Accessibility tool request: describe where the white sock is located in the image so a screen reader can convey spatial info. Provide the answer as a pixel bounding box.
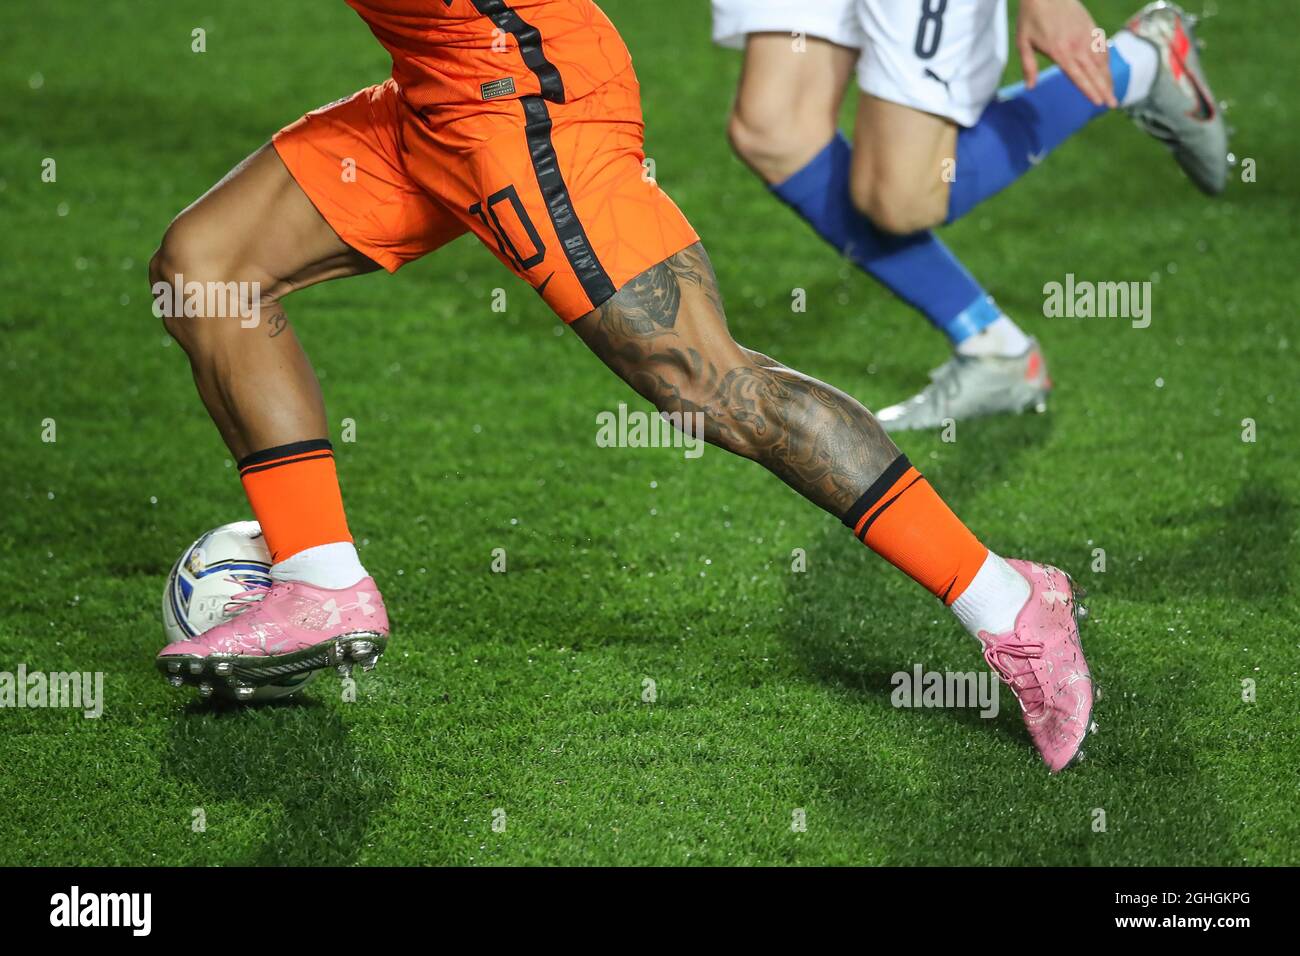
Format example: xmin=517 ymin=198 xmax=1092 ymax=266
xmin=956 ymin=315 xmax=1032 ymax=358
xmin=952 ymin=552 xmax=1031 ymax=638
xmin=1112 ymin=32 xmax=1158 ymax=108
xmin=272 ymin=541 xmax=368 ymax=590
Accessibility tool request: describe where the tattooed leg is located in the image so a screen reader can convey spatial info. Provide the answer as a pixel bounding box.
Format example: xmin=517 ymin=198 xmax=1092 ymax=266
xmin=571 ymin=242 xmax=900 ymax=516
xmin=152 ymin=144 xmax=379 ymax=459
xmin=576 ymin=252 xmax=1088 ymax=771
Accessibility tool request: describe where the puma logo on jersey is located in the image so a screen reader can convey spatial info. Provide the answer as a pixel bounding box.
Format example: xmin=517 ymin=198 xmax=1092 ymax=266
xmin=923 ymin=68 xmax=952 ymax=94
xmin=322 ymin=593 xmax=377 ymax=626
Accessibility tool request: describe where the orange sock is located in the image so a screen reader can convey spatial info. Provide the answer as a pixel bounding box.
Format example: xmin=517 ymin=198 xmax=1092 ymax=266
xmin=238 ymin=439 xmax=353 ymax=563
xmin=842 ymin=455 xmax=988 ymax=605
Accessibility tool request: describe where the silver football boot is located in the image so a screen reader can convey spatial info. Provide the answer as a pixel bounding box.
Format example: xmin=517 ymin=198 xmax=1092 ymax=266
xmin=875 ymin=340 xmax=1051 ymax=433
xmin=1122 ymin=2 xmax=1229 ymax=195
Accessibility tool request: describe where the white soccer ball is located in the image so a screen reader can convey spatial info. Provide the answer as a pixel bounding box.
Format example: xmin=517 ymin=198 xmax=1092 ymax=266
xmin=161 ymin=520 xmax=318 ymax=702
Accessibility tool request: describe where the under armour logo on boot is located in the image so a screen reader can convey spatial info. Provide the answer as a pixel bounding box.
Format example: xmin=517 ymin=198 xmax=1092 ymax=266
xmin=323 ymin=592 xmax=376 ymax=626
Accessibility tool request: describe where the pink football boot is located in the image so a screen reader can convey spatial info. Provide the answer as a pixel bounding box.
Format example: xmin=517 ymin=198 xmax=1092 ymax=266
xmin=978 ymin=560 xmax=1096 ymax=772
xmin=157 ymin=577 xmax=389 ymax=700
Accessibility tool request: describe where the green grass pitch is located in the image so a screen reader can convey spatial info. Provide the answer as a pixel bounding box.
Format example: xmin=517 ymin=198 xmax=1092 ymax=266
xmin=1 ymin=0 xmax=1296 ymax=866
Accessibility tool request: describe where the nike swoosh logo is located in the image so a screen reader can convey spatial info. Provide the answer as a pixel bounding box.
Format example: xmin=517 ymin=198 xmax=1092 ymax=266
xmin=1027 ymin=150 xmax=1048 ymax=166
xmin=1186 ymin=75 xmax=1216 ymax=121
xmin=533 ymin=272 xmax=555 ymax=295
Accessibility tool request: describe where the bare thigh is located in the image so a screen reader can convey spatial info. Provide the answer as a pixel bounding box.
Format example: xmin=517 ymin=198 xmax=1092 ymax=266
xmin=151 ymin=144 xmax=380 ymax=458
xmin=850 ymin=95 xmax=958 ymax=234
xmin=155 ymin=143 xmax=378 ymax=305
xmin=728 ymin=33 xmax=859 ymax=184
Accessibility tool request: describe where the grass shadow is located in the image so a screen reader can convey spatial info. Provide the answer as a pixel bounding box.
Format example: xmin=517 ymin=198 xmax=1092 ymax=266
xmin=1094 ymin=480 xmax=1294 ymax=603
xmin=163 ymin=694 xmax=393 ymax=866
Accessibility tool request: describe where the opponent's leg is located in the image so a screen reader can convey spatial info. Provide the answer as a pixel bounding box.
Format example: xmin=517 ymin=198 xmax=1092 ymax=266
xmin=845 ymin=0 xmax=1139 ymax=429
xmin=729 ymin=34 xmax=1014 ymax=365
xmin=944 ymin=3 xmax=1233 ymax=215
xmin=855 ymin=3 xmax=1228 ymax=429
xmin=848 ymin=96 xmax=957 ymax=237
xmin=943 ymin=37 xmax=1157 ymax=222
xmin=727 ymin=33 xmax=858 ymax=185
xmin=844 ymin=92 xmax=1048 ymax=429
xmin=849 ymin=5 xmax=1223 ymax=230
xmin=573 ymin=243 xmax=1094 ymax=771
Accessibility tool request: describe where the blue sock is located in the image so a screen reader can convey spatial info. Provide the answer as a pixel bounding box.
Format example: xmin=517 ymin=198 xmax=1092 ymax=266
xmin=948 ymin=45 xmax=1132 ymax=223
xmin=773 ymin=133 xmax=1001 ymax=346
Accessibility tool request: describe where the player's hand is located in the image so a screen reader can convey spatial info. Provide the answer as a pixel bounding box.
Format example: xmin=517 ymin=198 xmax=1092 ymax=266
xmin=1016 ymin=0 xmax=1116 ymax=109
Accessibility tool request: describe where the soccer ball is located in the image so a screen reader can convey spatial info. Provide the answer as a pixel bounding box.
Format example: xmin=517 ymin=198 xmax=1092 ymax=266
xmin=161 ymin=520 xmax=318 ymax=702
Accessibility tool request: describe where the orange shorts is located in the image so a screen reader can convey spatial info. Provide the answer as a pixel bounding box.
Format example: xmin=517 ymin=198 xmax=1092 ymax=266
xmin=272 ymin=67 xmax=699 ymax=322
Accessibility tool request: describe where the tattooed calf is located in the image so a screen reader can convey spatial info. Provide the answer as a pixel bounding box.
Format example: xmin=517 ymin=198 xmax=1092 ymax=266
xmin=573 ymin=243 xmax=900 ymax=515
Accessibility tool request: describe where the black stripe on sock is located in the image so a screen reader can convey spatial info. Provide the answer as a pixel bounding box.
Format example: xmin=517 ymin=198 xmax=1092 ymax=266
xmin=520 ymin=94 xmax=617 ymax=308
xmin=238 ymin=452 xmax=334 ymax=478
xmin=856 ymin=475 xmax=925 ymax=542
xmin=470 ymin=0 xmax=566 ymax=103
xmin=240 ymin=450 xmax=335 ymax=476
xmin=237 ymin=439 xmax=333 ymax=472
xmin=841 ymin=454 xmax=912 ymax=529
